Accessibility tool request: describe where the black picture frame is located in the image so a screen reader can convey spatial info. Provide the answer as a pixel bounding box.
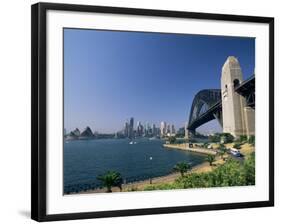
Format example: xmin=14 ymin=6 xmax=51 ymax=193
xmin=31 ymin=2 xmax=274 ymax=222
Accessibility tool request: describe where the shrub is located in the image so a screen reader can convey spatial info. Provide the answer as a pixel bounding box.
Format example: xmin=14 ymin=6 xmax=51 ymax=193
xmin=233 ymin=143 xmax=241 ymax=149
xmin=220 ymin=133 xmax=234 ymax=143
xmin=239 ymin=135 xmax=248 ymax=143
xmin=144 ymin=182 xmax=182 ymax=191
xmin=145 ymin=155 xmax=255 ymax=191
xmin=203 ymin=143 xmax=209 ymax=148
xmin=206 ymin=154 xmax=215 ymax=166
xmin=209 ymin=133 xmax=220 ymax=143
xmin=168 ymin=136 xmax=177 ymax=144
xmin=248 ymin=135 xmax=255 ymax=145
xmin=189 ymin=139 xmax=197 ymax=143
xmin=173 ymin=162 xmax=191 ymax=177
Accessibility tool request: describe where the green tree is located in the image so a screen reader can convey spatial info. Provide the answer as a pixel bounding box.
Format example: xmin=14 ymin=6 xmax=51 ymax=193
xmin=208 ymin=133 xmax=220 ymax=143
xmin=233 ymin=143 xmax=241 ymax=149
xmin=220 ymin=133 xmax=234 ymax=143
xmin=97 ymin=171 xmax=123 ymax=193
xmin=203 ymin=143 xmax=209 ymax=148
xmin=218 ymin=151 xmax=225 ymax=160
xmin=168 ymin=136 xmax=177 ymax=144
xmin=248 ymin=135 xmax=255 ymax=145
xmin=218 ymin=144 xmax=227 ymax=160
xmin=173 ymin=161 xmax=191 ymax=177
xmin=239 ymin=135 xmax=248 ymax=143
xmin=206 ymin=154 xmax=215 ymax=166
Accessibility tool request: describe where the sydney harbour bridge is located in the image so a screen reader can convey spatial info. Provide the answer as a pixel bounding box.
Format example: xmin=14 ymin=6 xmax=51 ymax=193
xmin=186 ymin=56 xmax=255 ymax=139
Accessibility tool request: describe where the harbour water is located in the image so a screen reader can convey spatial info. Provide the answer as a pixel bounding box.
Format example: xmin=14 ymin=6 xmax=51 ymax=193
xmin=64 ymin=138 xmax=206 ymax=194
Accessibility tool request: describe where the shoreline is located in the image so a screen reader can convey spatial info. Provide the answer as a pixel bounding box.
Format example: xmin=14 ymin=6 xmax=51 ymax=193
xmin=76 ymin=159 xmax=221 ymax=194
xmin=163 ymin=143 xmax=217 ymax=155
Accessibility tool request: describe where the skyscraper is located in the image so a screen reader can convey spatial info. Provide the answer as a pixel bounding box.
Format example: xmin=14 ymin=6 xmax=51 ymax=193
xmin=171 ymin=124 xmax=176 ymax=134
xmin=124 ymin=121 xmax=129 ymax=137
xmin=129 ymin=117 xmax=134 ymax=139
xmin=160 ymin=121 xmax=166 ymax=137
xmin=167 ymin=124 xmax=171 ymax=134
xmin=152 ymin=124 xmax=156 ymax=136
xmin=136 ymin=121 xmax=143 ymax=137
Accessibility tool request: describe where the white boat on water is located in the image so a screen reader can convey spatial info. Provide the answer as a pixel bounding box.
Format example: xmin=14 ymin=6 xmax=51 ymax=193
xmin=129 ymin=141 xmax=137 ymax=144
xmin=149 ymin=137 xmax=157 ymax=140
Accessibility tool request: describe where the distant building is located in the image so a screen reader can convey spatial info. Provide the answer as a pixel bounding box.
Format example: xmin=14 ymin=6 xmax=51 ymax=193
xmin=152 ymin=124 xmax=157 ymax=136
xmin=124 ymin=121 xmax=129 ymax=137
xmin=137 ymin=121 xmax=144 ymax=137
xmin=129 ymin=117 xmax=134 ymax=138
xmin=160 ymin=121 xmax=167 ymax=137
xmin=156 ymin=127 xmax=161 ymax=136
xmin=171 ymin=124 xmax=176 ymax=134
xmin=73 ymin=128 xmax=80 ymax=136
xmin=66 ymin=128 xmax=80 ymax=140
xmin=167 ymin=124 xmax=171 ymax=134
xmin=79 ymin=126 xmax=94 ymax=139
xmin=93 ymin=131 xmax=99 ymax=138
xmin=177 ymin=127 xmax=185 ymax=135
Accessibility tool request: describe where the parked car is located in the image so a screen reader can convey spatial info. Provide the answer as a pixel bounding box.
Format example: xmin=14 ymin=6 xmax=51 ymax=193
xmin=230 ymin=148 xmax=242 ymax=157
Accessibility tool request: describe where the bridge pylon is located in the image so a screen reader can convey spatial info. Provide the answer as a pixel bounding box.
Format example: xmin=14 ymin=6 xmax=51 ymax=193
xmin=185 ymin=129 xmax=195 ymax=140
xmin=221 ymin=56 xmax=255 ymax=138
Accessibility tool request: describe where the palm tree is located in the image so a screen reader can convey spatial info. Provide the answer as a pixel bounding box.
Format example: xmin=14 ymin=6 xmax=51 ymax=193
xmin=218 ymin=144 xmax=227 ymax=160
xmin=97 ymin=171 xmax=123 ymax=193
xmin=206 ymin=155 xmax=215 ymax=166
xmin=173 ymin=161 xmax=191 ymax=177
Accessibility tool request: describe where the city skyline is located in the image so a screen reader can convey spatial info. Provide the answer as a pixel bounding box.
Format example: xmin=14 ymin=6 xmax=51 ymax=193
xmin=65 ymin=117 xmax=177 ymax=136
xmin=64 ymin=29 xmax=255 ymax=134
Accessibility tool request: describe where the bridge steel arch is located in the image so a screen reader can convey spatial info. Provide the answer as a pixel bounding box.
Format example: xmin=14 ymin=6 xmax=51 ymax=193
xmin=187 ymin=89 xmax=222 ymax=133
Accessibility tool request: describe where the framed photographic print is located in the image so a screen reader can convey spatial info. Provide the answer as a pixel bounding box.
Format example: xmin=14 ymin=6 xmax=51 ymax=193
xmin=31 ymin=2 xmax=274 ymax=222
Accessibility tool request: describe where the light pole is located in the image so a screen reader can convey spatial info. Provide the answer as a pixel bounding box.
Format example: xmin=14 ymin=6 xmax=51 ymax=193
xmin=149 ymin=156 xmax=153 ymax=184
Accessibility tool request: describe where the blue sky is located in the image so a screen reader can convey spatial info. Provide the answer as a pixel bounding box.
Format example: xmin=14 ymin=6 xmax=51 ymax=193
xmin=64 ymin=28 xmax=255 ymax=134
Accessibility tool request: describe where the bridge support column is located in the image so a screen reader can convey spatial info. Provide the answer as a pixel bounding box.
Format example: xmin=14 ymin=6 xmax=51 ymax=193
xmin=185 ymin=129 xmax=195 ymax=140
xmin=244 ymin=106 xmax=255 ymax=136
xmin=221 ymin=56 xmax=252 ymax=138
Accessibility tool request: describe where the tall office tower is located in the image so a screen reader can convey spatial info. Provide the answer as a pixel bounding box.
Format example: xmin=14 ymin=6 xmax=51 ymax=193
xmin=136 ymin=121 xmax=143 ymax=137
xmin=124 ymin=121 xmax=129 ymax=137
xmin=140 ymin=124 xmax=144 ymax=136
xmin=129 ymin=117 xmax=134 ymax=138
xmin=148 ymin=123 xmax=153 ymax=135
xmin=171 ymin=124 xmax=176 ymax=134
xmin=177 ymin=127 xmax=185 ymax=135
xmin=167 ymin=124 xmax=170 ymax=134
xmin=143 ymin=122 xmax=148 ymax=136
xmin=136 ymin=121 xmax=140 ymax=136
xmin=160 ymin=121 xmax=167 ymax=137
xmin=152 ymin=124 xmax=156 ymax=136
xmin=156 ymin=127 xmax=161 ymax=136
